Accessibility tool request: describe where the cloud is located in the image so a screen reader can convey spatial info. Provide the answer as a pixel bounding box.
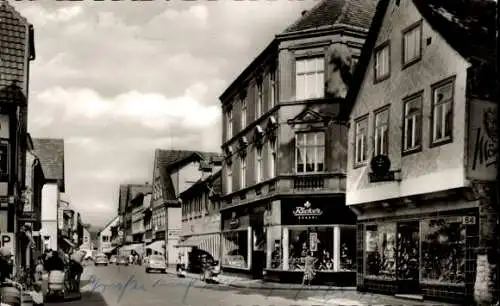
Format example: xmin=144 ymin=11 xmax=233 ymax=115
xmin=11 ymin=0 xmax=316 ymax=227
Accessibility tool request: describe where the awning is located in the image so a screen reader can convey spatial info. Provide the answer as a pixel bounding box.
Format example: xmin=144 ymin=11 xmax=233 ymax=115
xmin=175 ymin=235 xmax=220 ymax=259
xmin=119 ymin=243 xmax=144 ymax=255
xmin=103 ymin=246 xmax=117 ymax=254
xmin=145 ymin=241 xmax=164 ymax=255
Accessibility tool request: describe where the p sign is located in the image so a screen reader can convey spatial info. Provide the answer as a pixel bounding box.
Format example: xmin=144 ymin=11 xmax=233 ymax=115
xmin=0 ymin=233 xmax=15 ymax=250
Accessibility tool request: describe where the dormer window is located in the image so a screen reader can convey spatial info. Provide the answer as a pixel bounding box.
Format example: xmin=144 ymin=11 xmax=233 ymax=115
xmin=374 ymin=42 xmax=390 ymax=82
xmin=402 ymin=21 xmax=422 ymax=67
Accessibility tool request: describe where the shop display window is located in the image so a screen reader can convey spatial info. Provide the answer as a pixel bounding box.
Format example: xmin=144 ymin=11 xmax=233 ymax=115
xmin=340 ymin=227 xmax=356 ymax=271
xmin=270 ymin=239 xmax=282 ymax=269
xmin=288 ymin=227 xmax=334 ymax=271
xmin=421 ymin=218 xmax=466 ymax=285
xmin=222 ymin=230 xmax=248 ymax=269
xmin=365 ymin=223 xmax=396 ymax=280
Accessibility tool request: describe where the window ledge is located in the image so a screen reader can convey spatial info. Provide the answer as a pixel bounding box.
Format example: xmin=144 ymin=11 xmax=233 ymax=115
xmin=401 ymin=146 xmax=422 ymax=157
xmin=429 ymin=137 xmax=453 ymax=148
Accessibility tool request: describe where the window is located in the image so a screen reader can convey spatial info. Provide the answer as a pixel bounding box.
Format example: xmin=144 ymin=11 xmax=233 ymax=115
xmin=354 ymin=117 xmax=368 ymax=165
xmin=240 ymin=156 xmax=246 ymax=188
xmin=226 ymin=165 xmax=232 ymax=194
xmin=431 ymin=79 xmax=454 ymax=144
xmin=268 ymin=140 xmax=276 ymax=178
xmin=287 ymin=227 xmax=334 ymax=271
xmin=403 ymin=22 xmax=422 ymax=66
xmin=365 ymin=223 xmax=397 ymax=280
xmin=255 ymin=147 xmax=263 ymax=183
xmin=227 ymin=109 xmax=233 ymax=139
xmin=269 ymin=69 xmax=276 ymax=108
xmin=374 ymin=108 xmax=389 ymax=156
xmin=222 ymin=230 xmax=248 ymax=268
xmin=256 ymin=82 xmax=263 ymax=118
xmin=296 ymin=132 xmax=325 ymax=173
xmin=403 ymin=94 xmax=422 ymax=152
xmin=340 ymin=227 xmax=356 ymax=272
xmin=374 ymin=43 xmax=390 ymax=81
xmin=296 ymin=57 xmax=324 ymax=100
xmin=241 ymin=98 xmax=247 ymax=129
xmin=421 ymin=218 xmax=466 ymax=285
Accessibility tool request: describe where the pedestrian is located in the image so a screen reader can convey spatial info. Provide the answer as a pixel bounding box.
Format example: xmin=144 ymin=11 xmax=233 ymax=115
xmin=29 ymin=283 xmax=44 ymax=306
xmin=302 ymin=251 xmax=317 ymax=286
xmin=0 ymin=246 xmax=14 ymax=283
xmin=35 ymin=257 xmax=44 ymax=282
xmin=69 ymin=248 xmax=85 ymax=292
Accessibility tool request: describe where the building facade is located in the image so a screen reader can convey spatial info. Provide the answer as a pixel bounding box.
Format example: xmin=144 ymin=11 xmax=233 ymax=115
xmin=0 ymin=0 xmax=35 ymax=271
xmin=342 ymin=0 xmax=497 ymax=303
xmin=219 ymin=0 xmax=376 ymax=283
xmin=177 ymin=160 xmax=222 ymax=270
xmin=80 ymin=225 xmax=93 ymax=252
xmin=97 ymin=216 xmax=119 ymax=254
xmin=33 ymin=138 xmax=65 ymax=252
xmin=148 ymin=149 xmax=220 ymax=265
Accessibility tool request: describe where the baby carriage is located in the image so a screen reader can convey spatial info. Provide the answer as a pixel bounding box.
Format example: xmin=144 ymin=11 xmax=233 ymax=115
xmin=47 ymin=270 xmax=66 ymax=300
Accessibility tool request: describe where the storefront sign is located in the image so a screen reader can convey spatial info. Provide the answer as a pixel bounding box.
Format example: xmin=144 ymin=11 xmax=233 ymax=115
xmin=468 ymin=99 xmax=497 ymax=181
xmin=282 ymin=199 xmax=350 ymax=225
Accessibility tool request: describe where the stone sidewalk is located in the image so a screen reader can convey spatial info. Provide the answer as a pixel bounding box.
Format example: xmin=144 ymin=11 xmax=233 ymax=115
xmin=165 ymin=267 xmax=354 ymax=290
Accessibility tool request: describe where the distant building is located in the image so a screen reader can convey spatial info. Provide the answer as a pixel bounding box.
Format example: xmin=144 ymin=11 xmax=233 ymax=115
xmin=97 ymin=216 xmax=119 ymax=254
xmin=33 ymin=138 xmax=65 ymax=252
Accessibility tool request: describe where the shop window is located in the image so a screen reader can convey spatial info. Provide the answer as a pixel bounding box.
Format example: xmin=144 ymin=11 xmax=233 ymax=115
xmin=288 ymin=227 xmax=334 ymax=271
xmin=270 ymin=238 xmax=282 ymax=269
xmin=340 ymin=227 xmax=356 ymax=272
xmin=222 ymin=230 xmax=248 ymax=269
xmin=421 ymin=218 xmax=466 ymax=285
xmin=365 ymin=223 xmax=396 ymax=280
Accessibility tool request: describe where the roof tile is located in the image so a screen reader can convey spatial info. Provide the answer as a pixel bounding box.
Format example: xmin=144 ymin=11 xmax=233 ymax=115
xmin=32 ymin=138 xmax=64 ymax=190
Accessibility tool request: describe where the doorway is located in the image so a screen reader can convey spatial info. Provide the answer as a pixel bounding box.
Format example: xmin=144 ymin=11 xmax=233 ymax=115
xmin=396 ymin=220 xmax=420 ymax=294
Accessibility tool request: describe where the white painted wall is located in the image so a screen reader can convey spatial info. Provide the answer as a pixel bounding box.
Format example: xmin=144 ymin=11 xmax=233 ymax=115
xmin=170 ymin=162 xmax=202 ymax=197
xmin=41 ymin=184 xmax=58 ymax=221
xmin=40 ymin=222 xmax=58 ymax=251
xmin=98 ymin=216 xmax=119 ymax=253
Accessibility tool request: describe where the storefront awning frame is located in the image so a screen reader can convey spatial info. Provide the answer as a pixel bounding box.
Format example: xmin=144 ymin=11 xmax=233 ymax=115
xmin=145 ymin=241 xmax=164 ymax=254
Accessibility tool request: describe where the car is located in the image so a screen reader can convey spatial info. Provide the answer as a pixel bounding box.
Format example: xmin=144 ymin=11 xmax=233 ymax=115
xmin=116 ymin=255 xmax=129 ymax=266
xmin=145 ymin=255 xmax=167 ymax=273
xmin=109 ymin=255 xmax=117 ymax=264
xmin=94 ymin=254 xmax=108 ymax=266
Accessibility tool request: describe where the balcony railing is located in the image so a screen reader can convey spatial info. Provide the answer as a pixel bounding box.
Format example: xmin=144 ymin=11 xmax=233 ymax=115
xmin=293 ymin=175 xmax=325 ymax=189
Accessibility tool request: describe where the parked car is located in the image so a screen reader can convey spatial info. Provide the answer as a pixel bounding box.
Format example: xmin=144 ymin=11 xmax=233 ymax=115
xmin=95 ymin=254 xmax=108 ymax=266
xmin=109 ymin=255 xmax=117 ymax=264
xmin=116 ymin=255 xmax=129 ymax=266
xmin=145 ymin=255 xmax=167 ymax=273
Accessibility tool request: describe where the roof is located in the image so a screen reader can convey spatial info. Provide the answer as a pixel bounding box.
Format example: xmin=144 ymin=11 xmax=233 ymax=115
xmin=179 ymin=169 xmax=222 ymax=200
xmin=32 ymin=138 xmax=65 ymax=192
xmin=340 ymin=0 xmax=497 ymax=120
xmin=154 ymin=149 xmax=222 ymax=201
xmin=100 ymin=215 xmax=119 ymax=233
xmin=283 ymin=0 xmax=377 ymax=33
xmin=219 ymin=0 xmax=376 ymax=103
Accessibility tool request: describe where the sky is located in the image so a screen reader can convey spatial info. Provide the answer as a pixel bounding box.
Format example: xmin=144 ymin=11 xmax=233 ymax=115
xmin=11 ymin=0 xmax=316 ymax=229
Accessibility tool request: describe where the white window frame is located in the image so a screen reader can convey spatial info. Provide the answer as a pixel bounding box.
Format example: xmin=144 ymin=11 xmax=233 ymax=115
xmin=403 ymin=22 xmax=422 ymax=66
xmin=256 ymin=147 xmax=263 ymax=183
xmin=295 ymin=132 xmax=325 ymax=173
xmin=240 ymin=156 xmax=246 ymax=188
xmin=269 ymin=69 xmax=276 ymax=108
xmin=295 ymin=56 xmax=325 ymax=100
xmin=268 ymin=139 xmax=276 ymax=178
xmin=241 ymin=98 xmax=247 ymax=129
xmin=431 ymin=79 xmax=454 ymax=144
xmin=227 ymin=109 xmax=233 ymax=139
xmin=226 ymin=164 xmax=232 ymax=194
xmin=256 ymin=82 xmax=263 ymax=118
xmin=374 ymin=107 xmax=389 ymax=156
xmin=374 ymin=44 xmax=390 ymax=81
xmin=354 ymin=117 xmax=368 ymax=165
xmin=403 ymin=94 xmax=423 ymax=152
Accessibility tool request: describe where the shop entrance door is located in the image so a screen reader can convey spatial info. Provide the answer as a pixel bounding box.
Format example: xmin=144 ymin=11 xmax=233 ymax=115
xmin=396 ymin=221 xmax=420 ymax=294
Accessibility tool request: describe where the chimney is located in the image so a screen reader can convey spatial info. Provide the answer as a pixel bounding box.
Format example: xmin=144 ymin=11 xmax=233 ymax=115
xmin=301 ymin=10 xmax=308 ymax=16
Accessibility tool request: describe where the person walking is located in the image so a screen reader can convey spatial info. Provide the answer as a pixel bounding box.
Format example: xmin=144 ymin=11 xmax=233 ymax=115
xmin=302 ymin=252 xmax=317 ymax=286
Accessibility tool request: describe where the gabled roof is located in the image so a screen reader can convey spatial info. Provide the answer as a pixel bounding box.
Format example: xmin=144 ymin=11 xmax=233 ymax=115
xmin=100 ymin=215 xmax=119 ymax=233
xmin=340 ymin=0 xmax=497 ymax=121
xmin=154 ymin=149 xmax=222 ymax=201
xmin=283 ymin=0 xmax=377 ymax=34
xmin=32 ymin=138 xmax=65 ymax=192
xmin=179 ymin=169 xmax=222 ymax=200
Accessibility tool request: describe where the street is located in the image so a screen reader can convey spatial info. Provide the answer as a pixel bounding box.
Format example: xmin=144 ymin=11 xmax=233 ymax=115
xmin=46 ymin=264 xmax=460 ymax=306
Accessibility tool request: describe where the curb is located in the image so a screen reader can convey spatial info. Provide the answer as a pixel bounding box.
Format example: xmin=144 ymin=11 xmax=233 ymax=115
xmin=165 ymin=270 xmax=356 ymax=291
